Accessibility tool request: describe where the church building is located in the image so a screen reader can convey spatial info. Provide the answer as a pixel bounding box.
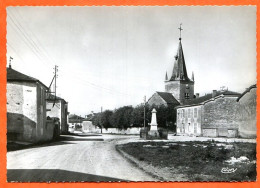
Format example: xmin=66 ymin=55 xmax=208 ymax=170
xmin=148 ymin=25 xmax=195 ymax=107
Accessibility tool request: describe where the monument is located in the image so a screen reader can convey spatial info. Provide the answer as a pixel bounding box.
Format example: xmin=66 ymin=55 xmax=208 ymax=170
xmin=148 ymin=108 xmax=159 ymax=137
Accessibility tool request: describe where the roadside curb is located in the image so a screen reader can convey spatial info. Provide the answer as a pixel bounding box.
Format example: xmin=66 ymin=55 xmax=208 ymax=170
xmin=115 ymin=145 xmax=165 ymax=181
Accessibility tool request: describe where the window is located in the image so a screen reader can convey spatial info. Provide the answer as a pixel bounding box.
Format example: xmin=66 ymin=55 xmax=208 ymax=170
xmin=194 ymin=123 xmax=197 ymax=133
xmin=194 ymin=108 xmax=198 ymax=118
xmin=185 ymin=93 xmax=190 ymax=99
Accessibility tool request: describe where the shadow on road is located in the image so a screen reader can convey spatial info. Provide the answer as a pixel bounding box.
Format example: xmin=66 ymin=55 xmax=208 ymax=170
xmin=58 ymin=135 xmax=104 ymax=142
xmin=7 ymin=141 xmax=76 ymax=152
xmin=7 ymin=169 xmax=128 ymax=182
xmin=7 ymin=135 xmax=104 ymax=152
xmin=67 ymin=132 xmax=102 ymax=137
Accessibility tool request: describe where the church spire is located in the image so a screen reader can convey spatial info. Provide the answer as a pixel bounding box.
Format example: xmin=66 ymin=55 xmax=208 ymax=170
xmin=192 ymin=71 xmax=194 ymax=81
xmin=169 ymin=25 xmax=190 ymax=81
xmin=165 ymin=71 xmax=168 ymax=81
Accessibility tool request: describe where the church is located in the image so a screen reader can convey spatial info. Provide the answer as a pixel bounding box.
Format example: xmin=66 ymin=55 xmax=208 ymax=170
xmin=147 ymin=25 xmax=256 ymax=138
xmin=148 ymin=25 xmax=195 ymax=107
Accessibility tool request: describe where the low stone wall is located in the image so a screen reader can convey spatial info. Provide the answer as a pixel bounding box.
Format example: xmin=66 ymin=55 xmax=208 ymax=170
xmin=43 ymin=120 xmax=55 ymax=141
xmin=96 ymin=127 xmax=142 ymax=135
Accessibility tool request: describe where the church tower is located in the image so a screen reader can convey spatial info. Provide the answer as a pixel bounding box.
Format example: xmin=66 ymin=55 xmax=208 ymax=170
xmin=165 ymin=24 xmax=194 ymax=104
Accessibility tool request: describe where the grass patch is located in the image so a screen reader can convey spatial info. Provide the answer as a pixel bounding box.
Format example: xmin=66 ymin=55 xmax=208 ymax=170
xmin=118 ymin=141 xmax=256 ymax=181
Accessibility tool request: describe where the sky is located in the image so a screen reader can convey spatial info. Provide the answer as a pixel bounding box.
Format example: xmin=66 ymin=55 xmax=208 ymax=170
xmin=6 ymin=6 xmax=256 ymax=116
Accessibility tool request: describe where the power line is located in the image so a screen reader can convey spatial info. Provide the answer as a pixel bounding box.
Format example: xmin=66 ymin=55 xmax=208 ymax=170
xmin=11 ymin=8 xmax=57 ymax=67
xmin=7 ymin=12 xmax=53 ymax=68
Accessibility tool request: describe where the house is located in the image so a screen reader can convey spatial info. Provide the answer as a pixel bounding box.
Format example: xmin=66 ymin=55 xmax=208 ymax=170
xmin=176 ymin=90 xmax=241 ymax=137
xmin=236 ymin=84 xmax=257 ymax=138
xmin=68 ymin=114 xmax=85 ymax=132
xmin=7 ymin=65 xmax=55 ymax=143
xmin=148 ymin=30 xmax=195 ymax=107
xmin=46 ymin=94 xmax=69 ymax=134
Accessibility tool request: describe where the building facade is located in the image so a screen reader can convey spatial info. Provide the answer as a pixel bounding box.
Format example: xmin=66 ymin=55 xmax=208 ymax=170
xmin=7 ymin=66 xmax=55 ymax=143
xmin=176 ymin=105 xmax=202 ymax=136
xmin=176 ymin=90 xmax=241 ymax=137
xmin=46 ymin=94 xmax=69 ymax=134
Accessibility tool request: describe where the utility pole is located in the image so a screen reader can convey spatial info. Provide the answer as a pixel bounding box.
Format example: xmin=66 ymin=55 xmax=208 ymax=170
xmin=100 ymin=106 xmax=103 ymax=134
xmin=48 ymin=65 xmax=58 ymax=107
xmin=54 ymin=65 xmax=58 ymax=98
xmin=144 ymin=96 xmax=146 ymax=128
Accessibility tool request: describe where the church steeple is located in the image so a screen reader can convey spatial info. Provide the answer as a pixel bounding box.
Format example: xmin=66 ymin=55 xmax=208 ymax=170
xmin=169 ymin=38 xmax=190 ymax=81
xmin=164 ymin=24 xmax=195 ymax=104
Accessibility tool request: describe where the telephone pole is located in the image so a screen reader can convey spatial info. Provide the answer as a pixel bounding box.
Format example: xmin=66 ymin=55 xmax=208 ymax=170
xmin=48 ymin=65 xmax=58 ymax=107
xmin=54 ymin=65 xmax=58 ymax=98
xmin=100 ymin=106 xmax=103 ymax=134
xmin=144 ymin=96 xmax=146 ymax=128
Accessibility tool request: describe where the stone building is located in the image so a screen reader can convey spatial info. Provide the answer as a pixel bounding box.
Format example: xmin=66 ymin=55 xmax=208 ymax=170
xmin=176 ymin=90 xmax=241 ymax=137
xmin=236 ymin=84 xmax=256 ymax=138
xmin=46 ymin=94 xmax=69 ymax=134
xmin=148 ymin=30 xmax=195 ymax=107
xmin=68 ymin=114 xmax=85 ymax=132
xmin=7 ymin=65 xmax=55 ymax=143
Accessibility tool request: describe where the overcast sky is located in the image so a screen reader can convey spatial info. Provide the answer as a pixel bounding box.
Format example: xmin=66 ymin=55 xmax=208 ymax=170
xmin=6 ymin=6 xmax=256 ymax=116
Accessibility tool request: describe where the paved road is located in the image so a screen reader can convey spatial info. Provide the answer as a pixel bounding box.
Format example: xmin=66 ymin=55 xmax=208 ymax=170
xmin=7 ymin=134 xmax=156 ymax=182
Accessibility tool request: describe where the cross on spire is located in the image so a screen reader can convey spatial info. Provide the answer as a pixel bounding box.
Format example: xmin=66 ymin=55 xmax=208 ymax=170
xmin=178 ymin=23 xmax=183 ymax=40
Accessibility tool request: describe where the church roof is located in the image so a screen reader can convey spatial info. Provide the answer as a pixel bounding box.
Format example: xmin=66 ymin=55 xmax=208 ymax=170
xmin=156 ymin=92 xmax=180 ymax=105
xmin=169 ymin=40 xmax=191 ymax=82
xmin=7 ymin=67 xmax=48 ymax=88
xmin=179 ymin=90 xmax=241 ymax=107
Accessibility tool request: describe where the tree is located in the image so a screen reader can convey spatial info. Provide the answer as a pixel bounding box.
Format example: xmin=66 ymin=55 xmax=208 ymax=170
xmin=92 ymin=113 xmax=101 ymax=127
xmin=131 ymin=104 xmax=150 ymax=127
xmin=110 ymin=106 xmax=134 ymax=129
xmin=100 ymin=110 xmax=113 ymax=129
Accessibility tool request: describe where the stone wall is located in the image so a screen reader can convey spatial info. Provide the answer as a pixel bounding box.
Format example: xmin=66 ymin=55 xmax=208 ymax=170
xmin=36 ymin=83 xmax=46 ymax=142
xmin=96 ymin=127 xmax=142 ymax=134
xmin=236 ymin=88 xmax=256 ymax=138
xmin=201 ymin=96 xmax=240 ymax=137
xmin=82 ymin=121 xmax=96 ymax=133
xmin=7 ymin=82 xmax=37 ymax=142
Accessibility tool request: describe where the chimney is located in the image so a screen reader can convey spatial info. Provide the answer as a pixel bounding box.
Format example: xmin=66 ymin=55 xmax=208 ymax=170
xmin=212 ymin=90 xmax=217 ymax=98
xmin=196 ymin=93 xmax=199 ymax=98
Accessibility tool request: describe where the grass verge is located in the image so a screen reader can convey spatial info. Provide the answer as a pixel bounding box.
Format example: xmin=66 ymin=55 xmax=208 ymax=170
xmin=116 ymin=141 xmax=256 ymax=181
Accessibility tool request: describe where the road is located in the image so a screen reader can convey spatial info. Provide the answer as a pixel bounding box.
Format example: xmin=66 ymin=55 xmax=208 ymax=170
xmin=7 ymin=134 xmax=156 ymax=182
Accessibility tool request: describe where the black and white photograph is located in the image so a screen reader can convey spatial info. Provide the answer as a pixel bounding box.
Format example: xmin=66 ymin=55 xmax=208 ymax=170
xmin=6 ymin=6 xmax=256 ymax=182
